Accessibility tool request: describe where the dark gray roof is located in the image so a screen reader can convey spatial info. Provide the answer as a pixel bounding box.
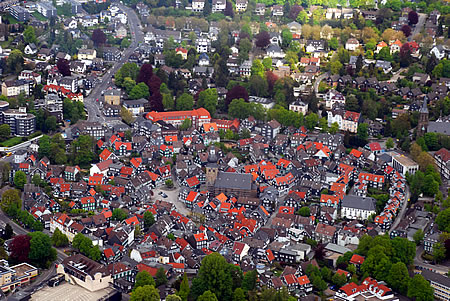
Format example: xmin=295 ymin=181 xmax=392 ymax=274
xmin=342 ymin=195 xmax=376 ymax=211
xmin=421 ymin=269 xmax=450 ymax=288
xmin=428 ymin=121 xmax=450 ymax=135
xmin=214 ymin=172 xmax=252 ymax=190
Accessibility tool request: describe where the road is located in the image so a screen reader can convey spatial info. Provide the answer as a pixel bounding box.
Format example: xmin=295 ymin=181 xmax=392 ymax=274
xmin=414 ymin=245 xmax=449 ymax=275
xmin=0 ymin=210 xmax=68 ymax=295
xmin=84 ymin=3 xmax=144 ymax=124
xmin=388 ymin=187 xmax=410 ymax=235
xmin=410 ymin=13 xmax=427 ymax=41
xmin=314 ymin=72 xmax=329 ymax=95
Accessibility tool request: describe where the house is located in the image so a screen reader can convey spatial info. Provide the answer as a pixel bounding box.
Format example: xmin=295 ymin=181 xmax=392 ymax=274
xmin=192 ymin=0 xmax=205 ymax=12
xmin=212 ymin=0 xmax=225 ymax=12
xmin=78 ymin=49 xmax=97 ymax=61
xmin=289 ymin=100 xmax=308 ymax=115
xmin=327 ymin=110 xmax=360 ymax=133
xmin=266 ymin=45 xmax=285 ymax=59
xmin=434 ymin=148 xmax=450 ymax=180
xmin=261 ymin=120 xmax=281 ymax=140
xmin=287 ymin=21 xmax=302 ymax=35
xmin=115 ymin=25 xmax=127 ymax=39
xmin=430 ymin=44 xmax=449 ymax=60
xmin=341 ymin=195 xmax=376 ymax=220
xmin=345 ymin=38 xmax=360 ymax=51
xmin=305 ymin=40 xmax=325 ymax=53
xmin=235 ymin=0 xmax=247 ymax=12
xmin=198 ymin=53 xmax=210 ymax=66
xmin=272 ymin=5 xmax=283 ymax=16
xmin=255 ymin=3 xmax=265 ymax=15
xmin=389 ymin=40 xmax=402 ymax=54
xmin=175 ymin=47 xmax=188 ymax=60
xmin=24 ymin=43 xmax=38 ymax=55
xmin=104 ymin=89 xmax=121 ymax=105
xmin=324 ymin=90 xmax=345 ymax=109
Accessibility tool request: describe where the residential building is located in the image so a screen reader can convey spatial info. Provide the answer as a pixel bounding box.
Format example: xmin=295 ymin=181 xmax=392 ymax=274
xmin=37 ymin=2 xmax=57 ymax=18
xmin=327 ymin=110 xmax=360 ymax=133
xmin=1 ymin=107 xmax=36 ymax=136
xmin=104 ymin=89 xmax=121 ymax=105
xmin=9 ymin=5 xmax=30 ymax=21
xmin=289 ymin=100 xmax=308 ymax=115
xmin=78 ymin=49 xmax=97 ymax=61
xmin=421 ymin=270 xmax=450 ymax=301
xmin=1 ymin=79 xmax=32 ymax=97
xmin=123 ymin=99 xmax=147 ymax=116
xmin=235 ymin=0 xmax=247 ymax=12
xmin=434 ymin=148 xmax=450 ymax=180
xmin=0 ymin=260 xmax=38 ymax=292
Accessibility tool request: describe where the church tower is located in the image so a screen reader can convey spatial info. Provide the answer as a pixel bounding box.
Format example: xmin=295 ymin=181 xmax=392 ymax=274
xmin=206 ymin=146 xmax=218 ymax=187
xmin=417 ymin=99 xmax=429 ymax=136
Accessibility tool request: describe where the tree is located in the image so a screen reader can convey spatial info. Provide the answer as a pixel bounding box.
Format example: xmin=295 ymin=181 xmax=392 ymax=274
xmin=57 ymin=59 xmax=71 ymax=76
xmin=281 ymin=28 xmax=293 ymax=49
xmin=129 ymin=82 xmax=150 ymax=99
xmin=251 ymin=60 xmax=265 ymax=78
xmin=329 ymin=37 xmax=339 ymax=50
xmin=305 ymin=113 xmax=319 ymax=130
xmin=177 ymin=273 xmax=190 ymax=301
xmin=6 ymin=49 xmax=24 ymax=75
xmin=401 ymin=25 xmax=412 ymax=37
xmin=91 ymin=29 xmax=106 ymax=46
xmin=9 ymin=235 xmax=31 ymax=263
xmin=233 ymin=288 xmax=246 ymax=301
xmin=407 ymin=274 xmax=434 ymax=301
xmin=137 ymin=63 xmax=153 ymax=84
xmin=121 ymin=107 xmax=135 ymax=125
xmin=413 ymin=229 xmax=424 ymax=245
xmin=71 ymin=135 xmax=94 ymax=167
xmin=0 ymin=124 xmax=10 ymax=140
xmin=131 ymin=285 xmax=160 ymax=301
xmin=162 ymin=93 xmax=174 ymax=110
xmin=1 ymin=189 xmax=21 ymax=214
xmin=436 ymin=208 xmax=450 ymax=232
xmin=242 ymin=270 xmax=257 ymax=291
xmin=262 ymin=57 xmax=272 ymax=70
xmin=408 ymin=11 xmax=419 ymax=25
xmin=198 ymin=291 xmax=218 ymax=301
xmin=387 ymin=262 xmax=409 ymax=294
xmin=297 ymin=207 xmax=310 ymax=217
xmin=357 ymin=123 xmax=369 ymax=142
xmin=255 ymin=31 xmax=270 ymax=48
xmin=3 ymin=224 xmax=13 ymax=240
xmin=112 ymin=208 xmax=128 ymax=221
xmin=134 ymin=270 xmax=156 ymax=290
xmin=332 ymin=272 xmax=347 ymax=287
xmin=156 ymin=267 xmax=168 ymax=286
xmin=330 ymin=122 xmax=339 ymax=134
xmin=115 ymin=63 xmax=140 ymax=87
xmin=179 ymin=118 xmax=192 ymax=131
xmin=386 ymin=138 xmax=394 ymax=149
xmin=225 ymin=85 xmax=248 ymax=109
xmin=330 ymin=60 xmax=343 ymax=75
xmin=52 ymin=228 xmax=69 ymax=247
xmin=176 ymin=93 xmax=194 ymax=111
xmin=23 ymin=26 xmax=36 ymax=44
xmin=249 ymin=75 xmax=268 ymax=97
xmin=197 ymin=89 xmax=218 ymax=117
xmin=28 ymin=231 xmax=57 ymax=268
xmin=190 ymin=253 xmax=234 ymax=300
xmin=14 ymin=171 xmax=27 ymax=190
xmin=433 ymin=243 xmax=446 ymax=263
xmin=166 ymin=295 xmax=182 ymax=301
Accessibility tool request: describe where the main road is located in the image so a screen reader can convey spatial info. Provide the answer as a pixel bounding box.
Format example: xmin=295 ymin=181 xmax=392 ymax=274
xmin=85 ymin=3 xmax=144 ymax=123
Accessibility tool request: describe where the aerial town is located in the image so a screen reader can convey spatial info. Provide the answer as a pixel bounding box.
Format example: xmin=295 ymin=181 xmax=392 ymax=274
xmin=0 ymin=0 xmax=447 ymax=300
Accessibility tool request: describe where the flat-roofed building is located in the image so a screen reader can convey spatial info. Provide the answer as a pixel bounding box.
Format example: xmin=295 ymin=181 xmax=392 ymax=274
xmin=146 ymin=108 xmax=211 ymax=128
xmin=0 ymin=260 xmax=38 ymax=292
xmin=391 ymin=152 xmax=419 ymax=176
xmin=421 ymin=269 xmax=450 ymax=301
xmin=9 ymin=5 xmax=30 ymax=21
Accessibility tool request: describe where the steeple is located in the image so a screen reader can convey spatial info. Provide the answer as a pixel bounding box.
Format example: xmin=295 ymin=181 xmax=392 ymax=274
xmin=417 ymin=99 xmax=429 ymax=136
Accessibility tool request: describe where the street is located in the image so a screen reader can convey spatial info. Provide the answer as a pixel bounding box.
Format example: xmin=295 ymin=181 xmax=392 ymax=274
xmin=84 ymin=3 xmax=144 ymax=125
xmin=414 ymin=245 xmax=449 ymax=275
xmin=410 ymin=13 xmax=427 ymax=41
xmin=388 ymin=187 xmax=410 ymax=235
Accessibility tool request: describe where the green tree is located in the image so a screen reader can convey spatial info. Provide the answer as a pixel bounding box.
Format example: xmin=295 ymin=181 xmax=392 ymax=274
xmin=357 ymin=123 xmax=369 ymax=142
xmin=330 ymin=122 xmax=339 ymax=134
xmin=0 ymin=124 xmax=11 ymax=140
xmin=112 ymin=208 xmax=128 ymax=221
xmin=330 ymin=60 xmax=343 ymax=75
xmin=130 ymin=285 xmax=160 ymax=301
xmin=23 ymin=26 xmax=37 ymax=44
xmin=197 ymin=89 xmax=218 ymax=117
xmin=191 ymin=253 xmax=234 ymax=300
xmin=433 ymin=242 xmax=446 ymax=263
xmin=305 ymin=113 xmax=319 ymax=130
xmin=28 ymin=231 xmax=57 ymax=268
xmin=297 ymin=207 xmax=310 ymax=217
xmin=51 ymin=228 xmax=69 ymax=247
xmin=166 ymin=295 xmax=182 ymax=301
xmin=156 ymin=267 xmax=168 ymax=286
xmin=413 ymin=229 xmax=424 ymax=245
xmin=407 ymin=274 xmax=434 ymax=301
xmin=163 ymin=93 xmax=175 ymax=110
xmin=233 ymin=288 xmax=246 ymax=301
xmin=251 ymin=59 xmax=265 ymax=77
xmin=176 ymin=93 xmax=194 ymax=111
xmin=332 ymin=272 xmax=347 ymax=287
xmin=129 ymin=82 xmax=150 ymax=99
xmin=115 ymin=63 xmax=140 ymax=87
xmin=262 ymin=57 xmax=272 ymax=70
xmin=6 ymin=50 xmax=24 ymax=74
xmin=1 ymin=189 xmax=21 ymax=215
xmin=134 ymin=270 xmax=156 ymax=290
xmin=387 ymin=262 xmax=409 ymax=294
xmin=179 ymin=118 xmax=192 ymax=130
xmin=436 ymin=208 xmax=450 ymax=232
xmin=281 ymin=28 xmax=293 ymax=48
xmin=71 ymin=135 xmax=94 ymax=167
xmin=143 ymin=211 xmax=155 ymax=230
xmin=242 ymin=270 xmax=257 ymax=291
xmin=198 ymin=291 xmax=218 ymax=301
xmin=329 ymin=37 xmax=339 ymax=50
xmin=386 ymin=137 xmax=394 ymax=149
xmin=177 ymin=273 xmax=190 ymax=301
xmin=14 ymin=171 xmax=27 ymax=190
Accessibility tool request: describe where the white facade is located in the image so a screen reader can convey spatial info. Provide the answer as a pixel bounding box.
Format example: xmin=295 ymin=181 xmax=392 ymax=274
xmin=289 ymin=101 xmax=308 ymax=115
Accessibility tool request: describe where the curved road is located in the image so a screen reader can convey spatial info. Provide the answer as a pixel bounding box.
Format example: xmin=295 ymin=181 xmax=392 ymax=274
xmin=85 ymin=3 xmax=144 ymax=123
xmin=314 ymin=72 xmax=329 ymax=95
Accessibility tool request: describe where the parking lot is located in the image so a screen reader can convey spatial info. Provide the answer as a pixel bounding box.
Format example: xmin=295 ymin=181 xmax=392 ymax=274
xmin=31 ymin=282 xmax=113 ymax=301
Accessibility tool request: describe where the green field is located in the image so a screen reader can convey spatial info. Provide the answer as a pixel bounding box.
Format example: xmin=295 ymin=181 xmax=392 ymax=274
xmin=32 ymin=12 xmax=48 ymax=21
xmin=2 ymin=14 xmax=19 ymax=24
xmin=0 ymin=137 xmax=23 ymax=147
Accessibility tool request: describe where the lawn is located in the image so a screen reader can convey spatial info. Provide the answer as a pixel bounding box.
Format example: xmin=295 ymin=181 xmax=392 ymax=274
xmin=32 ymin=12 xmax=48 ymax=21
xmin=2 ymin=14 xmax=19 ymax=24
xmin=0 ymin=36 xmax=13 ymax=48
xmin=0 ymin=137 xmax=23 ymax=147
